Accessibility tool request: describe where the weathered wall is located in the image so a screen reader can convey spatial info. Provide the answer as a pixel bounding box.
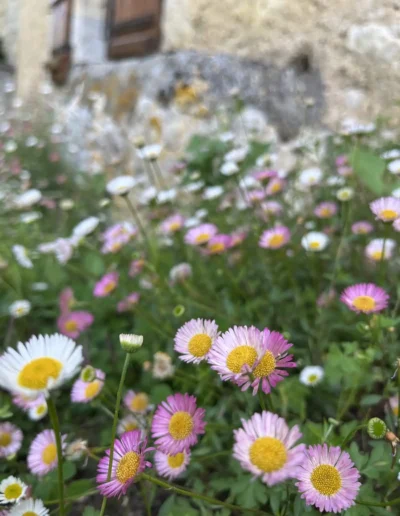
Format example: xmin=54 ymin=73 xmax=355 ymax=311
xmin=162 ymin=0 xmax=400 ymax=126
xmin=0 ymin=0 xmax=20 ymax=66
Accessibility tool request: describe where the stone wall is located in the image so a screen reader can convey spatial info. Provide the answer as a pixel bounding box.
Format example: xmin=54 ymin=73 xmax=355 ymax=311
xmin=162 ymin=0 xmax=400 ymax=127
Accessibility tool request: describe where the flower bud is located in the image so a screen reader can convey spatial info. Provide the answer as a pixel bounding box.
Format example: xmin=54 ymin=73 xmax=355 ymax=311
xmin=120 ymin=334 xmax=143 ymax=353
xmin=367 ymin=418 xmax=387 ymax=440
xmin=65 ymin=439 xmax=88 ymax=461
xmin=80 ymin=365 xmax=96 ymax=383
xmin=173 ymin=305 xmax=185 ymax=317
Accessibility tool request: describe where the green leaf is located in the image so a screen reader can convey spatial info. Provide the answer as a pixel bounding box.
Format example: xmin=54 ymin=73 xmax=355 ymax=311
xmin=151 ymin=383 xmax=173 ymax=404
xmin=83 ymin=253 xmax=105 ymax=276
xmin=83 ymin=508 xmax=100 ymax=516
xmin=66 ymin=479 xmax=94 ymax=498
xmin=351 ymin=147 xmax=385 ymax=195
xmin=62 ymin=461 xmax=76 ymax=481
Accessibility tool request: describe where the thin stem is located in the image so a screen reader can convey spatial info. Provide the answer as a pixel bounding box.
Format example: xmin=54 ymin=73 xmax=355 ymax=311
xmin=99 ymin=353 xmax=131 ymax=516
xmin=45 ymin=488 xmax=98 ymax=505
xmin=379 ymin=223 xmax=390 ymax=284
xmin=140 ymin=473 xmax=270 ymax=515
xmin=258 ymin=390 xmax=266 ymax=411
xmin=397 ymin=367 xmax=400 ymax=430
xmin=140 ymin=479 xmax=152 ymax=516
xmin=340 ymin=424 xmax=365 ymax=450
xmin=153 ymin=160 xmax=167 ymax=190
xmin=47 ymin=397 xmax=65 ymax=516
xmin=357 ymin=497 xmax=400 ymax=508
xmin=124 ymin=196 xmax=150 ymax=250
xmin=195 ymin=450 xmax=231 ymax=462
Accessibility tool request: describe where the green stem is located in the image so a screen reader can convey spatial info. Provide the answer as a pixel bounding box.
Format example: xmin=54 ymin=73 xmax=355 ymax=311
xmin=140 ymin=479 xmax=152 ymax=516
xmin=140 ymin=473 xmax=270 ymax=515
xmin=195 ymin=450 xmax=231 ymax=461
xmin=99 ymin=354 xmax=131 ymax=516
xmin=258 ymin=390 xmax=267 ymax=411
xmin=397 ymin=368 xmax=400 ymax=430
xmin=47 ymin=397 xmax=65 ymax=516
xmin=379 ymin=224 xmax=390 ymax=284
xmin=45 ymin=488 xmax=98 ymax=505
xmin=124 ymin=196 xmax=151 ymax=251
xmin=357 ymin=497 xmax=400 ymax=508
xmin=340 ymin=424 xmax=365 ymax=450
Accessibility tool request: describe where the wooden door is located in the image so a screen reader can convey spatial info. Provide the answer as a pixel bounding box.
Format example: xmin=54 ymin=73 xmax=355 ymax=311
xmin=106 ymin=0 xmax=162 ymax=60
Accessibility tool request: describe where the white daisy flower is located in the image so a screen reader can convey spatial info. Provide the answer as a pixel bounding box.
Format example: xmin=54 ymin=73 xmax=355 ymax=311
xmin=183 ymin=181 xmax=204 ymax=193
xmin=26 ymin=136 xmax=39 ymax=147
xmin=0 ymin=333 xmax=83 ymax=397
xmin=219 ymin=132 xmax=234 ymax=143
xmin=140 ymin=186 xmax=158 ymax=204
xmin=9 ymin=498 xmax=49 ymax=516
xmin=106 ymin=176 xmax=137 ymax=196
xmin=72 ymin=216 xmax=100 ymax=237
xmin=392 ymin=188 xmax=400 ymax=199
xmin=221 ymin=161 xmax=239 ymax=176
xmin=9 ymin=300 xmax=31 ymax=319
xmin=388 ymin=159 xmax=400 ymax=175
xmin=152 ymin=352 xmax=175 ymax=379
xmin=0 ymin=476 xmax=27 ymax=505
xmin=14 ymin=189 xmax=42 ymax=209
xmin=298 ymin=167 xmax=323 ymax=189
xmin=59 ymin=199 xmax=75 ymax=210
xmin=381 ymin=150 xmax=400 ymax=160
xmin=53 ymin=238 xmax=73 ymax=265
xmin=336 ymin=187 xmax=354 ymax=201
xmin=12 ymin=245 xmax=33 ymax=269
xmin=299 ymin=366 xmax=324 ymax=386
xmin=203 ymin=186 xmax=224 ymax=200
xmin=326 ymin=176 xmax=345 ymax=187
xmin=301 ymin=232 xmax=330 ymax=252
xmin=20 ymin=211 xmax=42 ymax=224
xmin=224 ymin=147 xmax=248 ymax=163
xmin=4 ymin=140 xmax=17 ymax=153
xmin=157 ymin=188 xmax=177 ymax=204
xmin=28 ymin=401 xmax=48 ymax=421
xmin=137 ymin=144 xmax=163 ymax=161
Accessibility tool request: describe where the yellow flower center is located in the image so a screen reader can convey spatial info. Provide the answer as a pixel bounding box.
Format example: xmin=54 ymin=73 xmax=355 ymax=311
xmin=130 ymin=393 xmax=149 ymax=412
xmin=103 ymin=281 xmax=116 ymax=294
xmin=169 ymin=222 xmax=181 ymax=231
xmin=380 ymin=209 xmax=398 ymax=221
xmin=42 ymin=443 xmax=57 ymax=465
xmin=167 ymin=452 xmax=185 ymax=468
xmin=111 ymin=242 xmax=122 ymax=252
xmin=22 ymin=512 xmax=37 ymax=516
xmin=249 ymin=437 xmax=287 ymax=472
xmin=15 ymin=307 xmax=26 ymax=316
xmin=36 ymin=404 xmax=47 ymax=415
xmin=319 ymin=208 xmax=332 ymax=217
xmin=352 ymin=295 xmax=376 ymax=311
xmin=209 ymin=242 xmax=225 ymax=254
xmin=0 ymin=432 xmax=11 ymax=446
xmin=168 ymin=411 xmax=194 ymax=440
xmin=18 ymin=357 xmax=62 ymax=390
xmin=65 ymin=320 xmax=78 ymax=332
xmin=253 ymin=351 xmax=276 ymax=378
xmin=85 ymin=381 xmax=101 ymax=399
xmin=194 ymin=233 xmax=210 ymax=244
xmin=270 ymin=183 xmax=282 ymax=193
xmin=309 ymin=241 xmax=321 ymax=250
xmin=4 ymin=483 xmax=23 ymax=500
xmin=226 ymin=345 xmax=257 ymax=374
xmin=371 ymin=250 xmax=383 ymax=261
xmin=188 ymin=333 xmax=212 ymax=357
xmin=392 ymin=406 xmax=399 ymax=416
xmin=307 ymin=374 xmax=318 ymax=383
xmin=310 ymin=464 xmax=342 ymax=496
xmin=268 ymin=234 xmax=285 ymax=248
xmin=115 ymin=451 xmax=140 ymax=483
xmin=123 ymin=421 xmax=139 ymax=432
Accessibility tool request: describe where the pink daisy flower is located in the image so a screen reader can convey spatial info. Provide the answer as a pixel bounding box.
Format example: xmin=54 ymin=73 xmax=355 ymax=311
xmin=102 ymin=222 xmax=137 ymax=243
xmin=393 ymin=218 xmax=400 ymax=232
xmin=123 ymin=391 xmax=152 ymax=414
xmin=206 ymin=234 xmax=232 ymax=254
xmin=261 ymin=201 xmax=283 ymax=216
xmin=160 ymin=214 xmax=185 ymax=234
xmin=351 ymin=221 xmax=374 ymax=235
xmin=96 ymin=430 xmax=152 ymax=498
xmin=28 ymin=429 xmax=66 ymax=476
xmin=233 ymin=411 xmax=305 ymax=486
xmin=247 ymin=189 xmax=266 ymax=204
xmin=314 ymin=202 xmax=338 ymax=219
xmin=57 ymin=311 xmax=94 ymax=339
xmin=71 ymin=369 xmax=105 ymax=403
xmin=316 ymin=288 xmax=336 ymax=308
xmin=340 ymin=283 xmax=389 ymax=314
xmin=265 ymin=178 xmax=286 ymax=196
xmin=230 ymin=230 xmax=248 ymax=247
xmin=365 ymin=238 xmax=396 ymax=261
xmin=59 ymin=287 xmax=75 ymax=314
xmin=154 ymin=449 xmax=190 ymax=480
xmin=337 ymin=166 xmax=353 ymax=177
xmin=259 ymin=226 xmax=290 ymax=250
xmin=0 ymin=422 xmax=23 ymax=458
xmin=12 ymin=393 xmax=45 ymax=411
xmin=253 ymin=169 xmax=277 ymax=182
xmin=129 ymin=258 xmax=145 ymax=278
xmin=208 ymin=326 xmax=296 ymax=395
xmin=93 ymin=272 xmax=119 ymax=297
xmin=174 ymin=318 xmax=219 ymax=364
xmin=296 ymin=444 xmax=360 ymax=513
xmin=117 ymin=292 xmax=140 ymax=313
xmin=151 ymin=393 xmax=206 ymax=454
xmin=335 ymin=155 xmax=348 ymax=167
xmin=185 ymin=223 xmax=218 ymax=246
xmin=370 ymin=196 xmax=400 ymax=222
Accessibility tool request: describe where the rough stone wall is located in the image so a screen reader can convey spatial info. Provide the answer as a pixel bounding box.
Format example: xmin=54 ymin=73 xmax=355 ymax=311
xmin=162 ymin=0 xmax=400 ymax=127
xmin=1 ymin=0 xmax=20 ymax=66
